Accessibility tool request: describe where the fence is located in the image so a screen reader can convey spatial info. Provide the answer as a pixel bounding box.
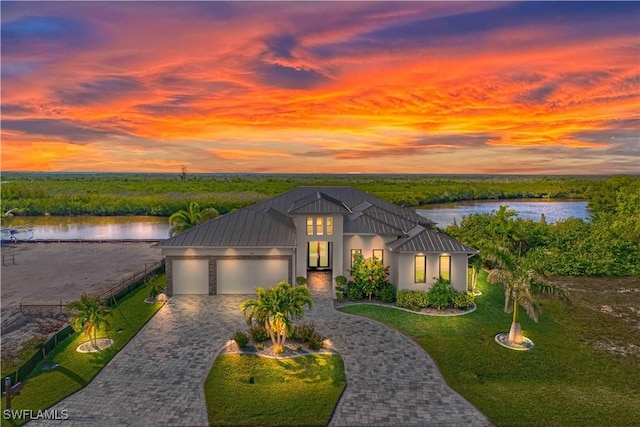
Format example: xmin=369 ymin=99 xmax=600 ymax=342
xmin=1 ymin=326 xmax=74 ymax=394
xmin=3 ymin=259 xmax=165 ymax=393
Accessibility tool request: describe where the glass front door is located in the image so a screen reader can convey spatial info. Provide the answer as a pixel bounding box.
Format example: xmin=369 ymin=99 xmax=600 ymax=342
xmin=308 ymin=241 xmax=330 ymax=269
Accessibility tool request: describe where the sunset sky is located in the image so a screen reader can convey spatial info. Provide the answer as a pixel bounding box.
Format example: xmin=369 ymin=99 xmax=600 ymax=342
xmin=2 ymin=1 xmax=639 ymax=174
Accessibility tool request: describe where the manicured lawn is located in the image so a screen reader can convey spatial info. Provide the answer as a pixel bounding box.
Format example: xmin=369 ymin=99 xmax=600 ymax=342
xmin=340 ymin=272 xmax=640 ymax=427
xmin=204 ymin=354 xmax=346 ymax=426
xmin=0 ymin=276 xmax=165 ymax=427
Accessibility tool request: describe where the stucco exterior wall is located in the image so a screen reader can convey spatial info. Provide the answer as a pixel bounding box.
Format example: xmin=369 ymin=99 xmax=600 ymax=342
xmin=396 ymin=253 xmax=469 ymax=292
xmin=342 ymin=234 xmax=394 ymax=277
xmin=293 ymin=214 xmax=344 ymax=286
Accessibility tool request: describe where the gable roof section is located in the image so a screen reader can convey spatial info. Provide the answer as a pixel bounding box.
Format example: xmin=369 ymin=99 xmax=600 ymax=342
xmin=388 ymin=225 xmax=477 ymax=253
xmin=288 ymin=191 xmax=352 ymax=214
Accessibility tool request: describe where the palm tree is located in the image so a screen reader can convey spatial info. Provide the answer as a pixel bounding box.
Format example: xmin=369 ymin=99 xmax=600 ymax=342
xmin=468 ymin=254 xmax=483 ymax=295
xmin=168 ymin=202 xmax=219 ymax=236
xmin=240 ymin=281 xmax=313 ymax=354
xmin=485 ymin=246 xmax=568 ymax=344
xmin=66 ymin=293 xmax=112 ymax=348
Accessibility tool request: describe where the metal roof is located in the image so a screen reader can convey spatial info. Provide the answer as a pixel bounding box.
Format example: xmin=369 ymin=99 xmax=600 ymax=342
xmin=288 ymin=191 xmax=352 ymax=214
xmin=160 ymin=186 xmax=474 ymax=253
xmin=161 ymin=208 xmax=296 ymax=247
xmin=387 ymin=226 xmax=478 ymax=253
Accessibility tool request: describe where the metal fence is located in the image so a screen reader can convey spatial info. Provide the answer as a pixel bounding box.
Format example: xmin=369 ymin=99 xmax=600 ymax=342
xmin=3 ymin=259 xmax=165 ymax=393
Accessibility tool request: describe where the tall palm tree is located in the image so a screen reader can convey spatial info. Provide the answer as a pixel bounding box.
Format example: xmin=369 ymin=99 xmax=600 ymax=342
xmin=240 ymin=281 xmax=313 ymax=354
xmin=66 ymin=293 xmax=112 ymax=348
xmin=485 ymin=246 xmax=568 ymax=344
xmin=168 ymin=202 xmax=219 ymax=236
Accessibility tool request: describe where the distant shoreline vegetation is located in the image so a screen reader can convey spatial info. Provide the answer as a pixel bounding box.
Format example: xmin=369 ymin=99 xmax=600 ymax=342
xmin=0 ymin=172 xmax=628 ymax=217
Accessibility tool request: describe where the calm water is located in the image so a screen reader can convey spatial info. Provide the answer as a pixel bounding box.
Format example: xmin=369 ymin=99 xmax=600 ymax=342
xmin=1 ymin=216 xmax=170 ymax=240
xmin=1 ymin=200 xmax=590 ymax=240
xmin=416 ymin=199 xmax=590 ymax=228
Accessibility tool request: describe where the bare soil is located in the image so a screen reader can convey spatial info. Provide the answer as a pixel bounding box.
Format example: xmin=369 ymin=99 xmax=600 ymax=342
xmin=551 ymin=275 xmax=640 ymax=361
xmin=0 ymin=242 xmax=161 ymax=369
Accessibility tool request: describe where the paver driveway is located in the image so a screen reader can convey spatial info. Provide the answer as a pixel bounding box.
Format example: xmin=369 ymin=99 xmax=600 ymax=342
xmin=33 ymin=293 xmax=490 ymax=426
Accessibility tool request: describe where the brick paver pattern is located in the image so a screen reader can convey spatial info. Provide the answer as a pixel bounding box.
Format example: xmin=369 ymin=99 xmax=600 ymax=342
xmin=33 ymin=289 xmax=490 ymax=426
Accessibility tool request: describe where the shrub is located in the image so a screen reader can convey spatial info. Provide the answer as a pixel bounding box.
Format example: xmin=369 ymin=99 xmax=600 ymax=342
xmin=147 ymin=275 xmax=164 ymax=299
xmin=375 ymin=282 xmax=396 ymax=303
xmin=396 ymin=290 xmax=429 ymax=310
xmin=335 ymin=275 xmax=348 ymax=299
xmin=233 ymin=330 xmax=249 ymax=348
xmin=335 ymin=275 xmax=348 ymax=287
xmin=452 ymin=292 xmax=475 ymax=309
xmin=296 ymin=276 xmax=307 ymax=286
xmin=292 ymin=322 xmax=317 ymax=343
xmin=248 ymin=324 xmax=270 ymax=342
xmin=307 ymin=333 xmax=325 ymax=350
xmin=346 ymin=283 xmax=364 ymax=300
xmin=428 ymin=279 xmax=457 ymax=310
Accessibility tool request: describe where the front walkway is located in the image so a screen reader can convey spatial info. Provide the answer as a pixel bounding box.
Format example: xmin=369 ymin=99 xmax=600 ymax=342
xmin=33 ymin=292 xmax=490 ymax=426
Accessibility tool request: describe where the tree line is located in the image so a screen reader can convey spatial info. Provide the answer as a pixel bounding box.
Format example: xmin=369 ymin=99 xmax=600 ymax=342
xmin=1 ymin=172 xmax=607 ymax=217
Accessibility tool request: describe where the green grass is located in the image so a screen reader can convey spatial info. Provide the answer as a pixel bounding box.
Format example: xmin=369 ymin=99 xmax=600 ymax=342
xmin=0 ymin=276 xmax=166 ymax=427
xmin=204 ymin=354 xmax=346 ymax=426
xmin=340 ymin=272 xmax=640 ymax=427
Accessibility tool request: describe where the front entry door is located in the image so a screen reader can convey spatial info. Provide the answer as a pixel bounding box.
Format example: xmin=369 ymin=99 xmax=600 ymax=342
xmin=308 ymin=241 xmax=330 ymax=269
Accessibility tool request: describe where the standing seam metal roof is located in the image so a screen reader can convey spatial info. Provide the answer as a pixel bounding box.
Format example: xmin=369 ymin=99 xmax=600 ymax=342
xmin=160 ymin=186 xmax=475 ymax=252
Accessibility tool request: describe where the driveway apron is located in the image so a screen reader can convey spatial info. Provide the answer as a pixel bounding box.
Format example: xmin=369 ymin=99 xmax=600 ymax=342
xmin=32 ymin=292 xmax=490 ymax=426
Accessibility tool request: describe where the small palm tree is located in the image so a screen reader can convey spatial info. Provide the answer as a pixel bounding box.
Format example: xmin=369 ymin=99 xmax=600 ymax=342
xmin=468 ymin=254 xmax=482 ymax=295
xmin=168 ymin=202 xmax=219 ymax=236
xmin=66 ymin=293 xmax=112 ymax=348
xmin=240 ymin=281 xmax=313 ymax=354
xmin=485 ymin=246 xmax=568 ymax=344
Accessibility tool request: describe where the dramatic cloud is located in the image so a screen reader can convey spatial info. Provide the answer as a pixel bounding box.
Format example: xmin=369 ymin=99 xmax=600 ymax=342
xmin=1 ymin=1 xmax=638 ymax=174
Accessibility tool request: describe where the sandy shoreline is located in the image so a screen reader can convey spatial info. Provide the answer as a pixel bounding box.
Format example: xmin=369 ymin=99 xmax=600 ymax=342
xmin=1 ymin=242 xmax=161 ymax=364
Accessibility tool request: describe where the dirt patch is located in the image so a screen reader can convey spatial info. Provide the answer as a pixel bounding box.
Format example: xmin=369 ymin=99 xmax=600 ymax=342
xmin=1 ymin=242 xmax=161 ymax=370
xmin=551 ymin=276 xmax=640 ymax=361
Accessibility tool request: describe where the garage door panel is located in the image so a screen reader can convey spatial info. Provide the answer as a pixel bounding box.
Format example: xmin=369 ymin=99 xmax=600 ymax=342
xmin=217 ymin=259 xmax=288 ymax=294
xmin=173 ymin=259 xmax=209 ymax=295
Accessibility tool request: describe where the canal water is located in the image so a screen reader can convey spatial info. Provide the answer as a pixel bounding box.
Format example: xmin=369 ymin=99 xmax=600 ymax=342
xmin=1 ymin=200 xmax=591 ymax=240
xmin=416 ymin=199 xmax=590 ymax=228
xmin=1 ymin=216 xmax=170 ymax=241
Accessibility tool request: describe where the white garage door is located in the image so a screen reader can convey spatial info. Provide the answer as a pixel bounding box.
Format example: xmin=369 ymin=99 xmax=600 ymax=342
xmin=172 ymin=259 xmax=209 ymax=294
xmin=217 ymin=259 xmax=289 ymax=294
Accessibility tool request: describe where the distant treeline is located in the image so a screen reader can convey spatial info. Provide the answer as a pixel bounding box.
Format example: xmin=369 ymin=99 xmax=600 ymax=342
xmin=0 ymin=172 xmax=624 ymax=217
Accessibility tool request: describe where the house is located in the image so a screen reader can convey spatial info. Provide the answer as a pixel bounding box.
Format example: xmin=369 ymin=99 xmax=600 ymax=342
xmin=159 ymin=186 xmax=477 ymax=296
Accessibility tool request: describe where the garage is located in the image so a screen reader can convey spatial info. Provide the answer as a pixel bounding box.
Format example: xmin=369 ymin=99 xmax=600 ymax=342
xmin=217 ymin=258 xmax=289 ymax=294
xmin=172 ymin=259 xmax=209 ymax=295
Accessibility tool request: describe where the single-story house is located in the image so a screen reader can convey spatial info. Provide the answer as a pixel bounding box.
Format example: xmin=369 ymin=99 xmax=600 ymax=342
xmin=159 ymin=186 xmax=477 ymax=296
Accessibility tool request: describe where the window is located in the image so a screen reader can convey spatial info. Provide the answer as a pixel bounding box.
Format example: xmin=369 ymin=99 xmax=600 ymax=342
xmin=306 ymin=217 xmax=313 ymax=235
xmin=372 ymin=249 xmax=384 ymax=264
xmin=326 ymin=217 xmax=333 ymax=235
xmin=316 ymin=217 xmax=324 ymax=235
xmin=351 ymin=249 xmax=362 ymax=268
xmin=415 ymin=255 xmax=426 ymax=283
xmin=439 ymin=255 xmax=451 ymax=281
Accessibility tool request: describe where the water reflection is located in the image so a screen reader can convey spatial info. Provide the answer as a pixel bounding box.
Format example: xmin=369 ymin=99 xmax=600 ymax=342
xmin=1 ymin=216 xmax=170 ymax=240
xmin=416 ymin=200 xmax=590 ymax=228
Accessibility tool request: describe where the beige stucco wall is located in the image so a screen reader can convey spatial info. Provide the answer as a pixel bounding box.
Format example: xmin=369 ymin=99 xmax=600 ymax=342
xmin=396 ymin=252 xmax=469 ymax=292
xmin=293 ymin=215 xmax=344 ymax=290
xmin=342 ymin=234 xmax=395 ymax=277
